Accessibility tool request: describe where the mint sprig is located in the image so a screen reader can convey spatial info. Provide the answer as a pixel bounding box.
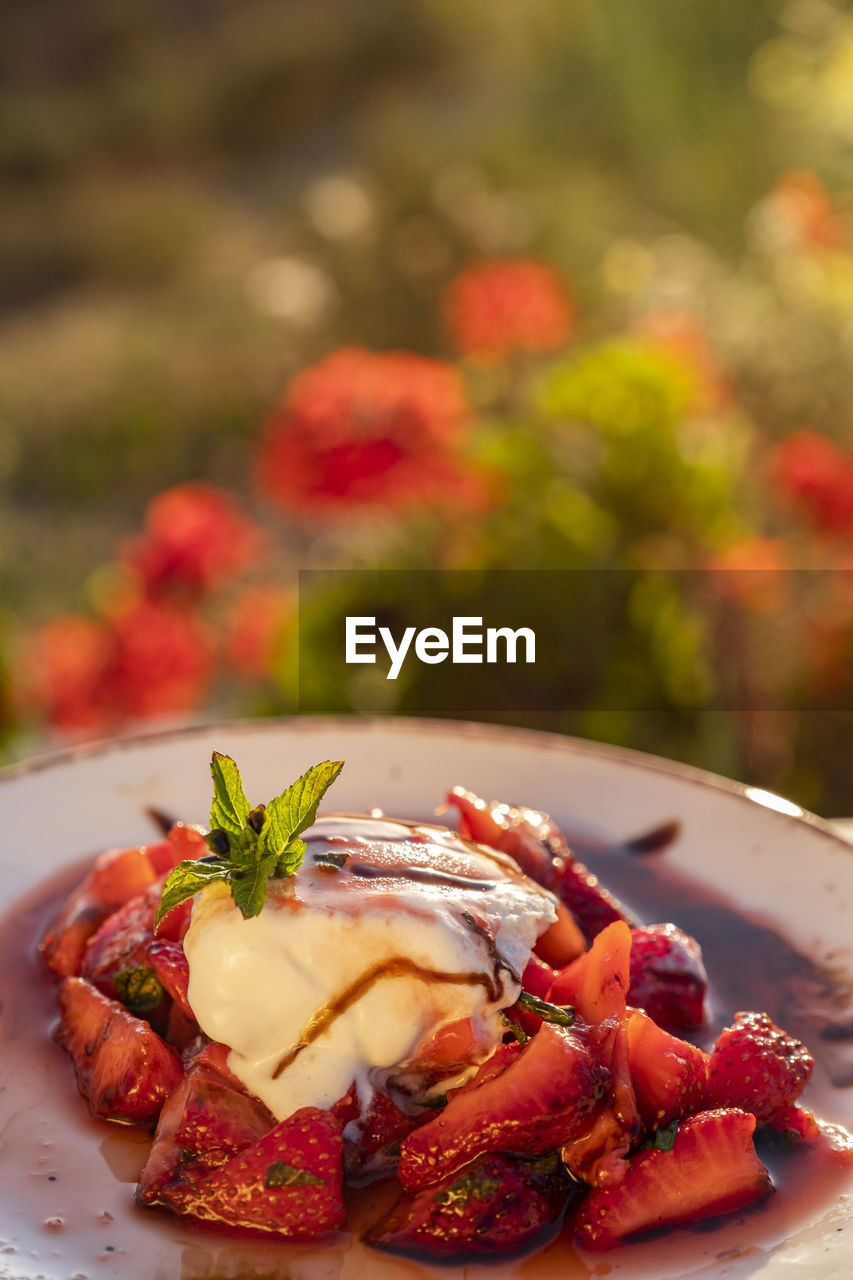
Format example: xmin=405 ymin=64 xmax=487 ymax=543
xmin=154 ymin=752 xmax=344 ymax=929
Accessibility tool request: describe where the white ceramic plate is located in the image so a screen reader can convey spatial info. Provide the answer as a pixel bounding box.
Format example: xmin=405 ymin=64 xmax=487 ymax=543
xmin=0 ymin=717 xmax=851 ymax=1280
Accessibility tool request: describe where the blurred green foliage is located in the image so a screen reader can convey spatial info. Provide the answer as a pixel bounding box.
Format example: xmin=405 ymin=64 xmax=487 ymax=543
xmin=4 ymin=0 xmax=853 ymax=810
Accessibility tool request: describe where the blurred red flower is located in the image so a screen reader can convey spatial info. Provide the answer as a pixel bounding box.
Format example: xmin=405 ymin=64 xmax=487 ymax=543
xmin=706 ymin=537 xmax=788 ymax=612
xmin=22 ymin=616 xmax=114 ymax=735
xmin=122 ymin=482 xmax=263 ymax=598
xmin=443 ymin=259 xmax=573 ymax=361
xmin=224 ymin=584 xmax=292 ymax=677
xmin=771 ymin=431 xmax=853 ymax=535
xmin=770 ymin=171 xmax=845 ymax=252
xmin=23 ymin=601 xmax=213 ymax=738
xmin=256 ymin=347 xmax=488 ymax=513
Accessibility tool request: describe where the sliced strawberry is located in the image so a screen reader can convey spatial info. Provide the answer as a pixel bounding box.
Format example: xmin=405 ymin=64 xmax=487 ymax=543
xmin=80 ymin=878 xmax=162 ymax=998
xmin=366 ymin=1151 xmax=571 ymax=1260
xmin=40 ymin=846 xmax=158 ymax=977
xmin=56 ymin=976 xmax=182 ymax=1125
xmin=705 ymin=1011 xmax=813 ymax=1124
xmin=447 ymin=786 xmax=629 ymax=943
xmin=144 ymin=823 xmax=207 ymax=876
xmin=534 ymin=902 xmax=586 ymax=968
xmin=549 ymin=920 xmax=633 ymax=1025
xmin=144 ymin=938 xmax=193 ymax=1020
xmin=192 ymin=1040 xmax=247 ymax=1091
xmin=551 ymin=925 xmax=641 ymax=1187
xmin=574 ymin=1109 xmax=772 ymax=1251
xmin=626 ymin=1008 xmax=709 ymax=1129
xmin=450 ymin=1040 xmax=521 ymax=1093
xmin=138 ymin=1061 xmax=276 ymax=1208
xmin=764 ymin=1104 xmax=820 ymax=1145
xmin=628 ymin=923 xmax=707 ymax=1029
xmin=552 ymin=857 xmax=632 ymax=942
xmin=398 ymin=1021 xmax=609 ymax=1191
xmin=175 ymin=1108 xmax=346 ymax=1239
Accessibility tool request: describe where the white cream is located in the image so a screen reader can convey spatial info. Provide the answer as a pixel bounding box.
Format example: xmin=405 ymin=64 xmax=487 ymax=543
xmin=183 ymin=814 xmax=557 ymax=1120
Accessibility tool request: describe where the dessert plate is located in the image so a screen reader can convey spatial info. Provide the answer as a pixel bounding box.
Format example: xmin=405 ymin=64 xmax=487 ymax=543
xmin=0 ymin=716 xmax=851 ymax=1280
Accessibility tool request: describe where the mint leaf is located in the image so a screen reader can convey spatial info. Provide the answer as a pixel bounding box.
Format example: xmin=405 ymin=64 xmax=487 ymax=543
xmin=210 ymin=751 xmax=251 ymax=835
xmin=154 ymin=857 xmax=230 ymax=930
xmin=230 ymin=850 xmax=278 ymax=919
xmin=259 ymin=760 xmax=344 ymax=877
xmin=156 ymin=754 xmax=345 ymax=927
xmin=114 ymin=965 xmax=165 ymax=1013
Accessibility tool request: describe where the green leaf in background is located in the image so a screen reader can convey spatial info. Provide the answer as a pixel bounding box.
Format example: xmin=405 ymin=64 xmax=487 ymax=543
xmin=210 ymin=750 xmax=252 ymax=835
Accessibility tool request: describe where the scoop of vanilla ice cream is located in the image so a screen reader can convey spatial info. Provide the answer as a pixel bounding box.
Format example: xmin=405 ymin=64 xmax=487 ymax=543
xmin=183 ymin=814 xmax=557 ymax=1120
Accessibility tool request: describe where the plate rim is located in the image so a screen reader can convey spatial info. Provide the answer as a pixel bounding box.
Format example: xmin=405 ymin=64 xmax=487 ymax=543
xmin=2 ymin=713 xmax=850 ymax=855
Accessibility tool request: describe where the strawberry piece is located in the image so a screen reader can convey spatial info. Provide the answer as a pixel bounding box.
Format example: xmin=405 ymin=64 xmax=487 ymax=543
xmin=80 ymin=878 xmax=162 ymax=998
xmin=447 ymin=786 xmax=628 ymax=944
xmin=144 ymin=823 xmax=207 ymax=876
xmin=366 ymin=1151 xmax=571 ymax=1260
xmin=56 ymin=976 xmax=182 ymax=1125
xmin=398 ymin=1021 xmax=609 ymax=1191
xmin=626 ymin=1008 xmax=709 ymax=1129
xmin=144 ymin=938 xmax=193 ymax=1020
xmin=764 ymin=1104 xmax=820 ymax=1145
xmin=192 ymin=1040 xmax=247 ymax=1091
xmin=705 ymin=1011 xmax=813 ymax=1123
xmin=138 ymin=1059 xmax=277 ymax=1209
xmin=551 ymin=925 xmax=641 ymax=1187
xmin=342 ymin=1086 xmax=429 ymax=1181
xmin=40 ymin=846 xmax=158 ymax=977
xmin=179 ymin=1108 xmax=346 ymax=1239
xmin=549 ymin=920 xmax=632 ymax=1025
xmin=574 ymin=1108 xmax=772 ymax=1251
xmin=628 ymin=923 xmax=707 ymax=1029
xmin=552 ymin=858 xmax=631 ymax=942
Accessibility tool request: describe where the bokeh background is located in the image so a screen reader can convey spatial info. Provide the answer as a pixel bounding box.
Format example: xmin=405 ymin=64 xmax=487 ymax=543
xmin=5 ymin=0 xmax=853 ymax=810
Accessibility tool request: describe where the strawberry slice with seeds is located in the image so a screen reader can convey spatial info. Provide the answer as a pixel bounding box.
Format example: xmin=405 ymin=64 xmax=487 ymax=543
xmin=56 ymin=976 xmax=182 ymax=1125
xmin=574 ymin=1108 xmax=772 ymax=1251
xmin=398 ymin=1021 xmax=609 ymax=1191
xmin=181 ymin=1108 xmax=346 ymax=1239
xmin=366 ymin=1151 xmax=572 ymax=1260
xmin=626 ymin=1008 xmax=709 ymax=1130
xmin=628 ymin=923 xmax=708 ymax=1029
xmin=705 ymin=1011 xmax=813 ymax=1123
xmin=138 ymin=1060 xmax=276 ymax=1207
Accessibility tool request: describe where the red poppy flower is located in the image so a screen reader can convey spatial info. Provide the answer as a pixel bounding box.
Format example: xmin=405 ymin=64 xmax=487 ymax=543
xmin=22 ymin=615 xmax=114 ymax=735
xmin=256 ymin=347 xmax=486 ymax=513
xmin=443 ymin=259 xmax=573 ymax=361
xmin=122 ymin=483 xmax=263 ymax=598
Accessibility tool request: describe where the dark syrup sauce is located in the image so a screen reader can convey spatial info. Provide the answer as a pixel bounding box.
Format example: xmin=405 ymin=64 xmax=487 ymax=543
xmin=0 ymin=831 xmax=851 ymax=1279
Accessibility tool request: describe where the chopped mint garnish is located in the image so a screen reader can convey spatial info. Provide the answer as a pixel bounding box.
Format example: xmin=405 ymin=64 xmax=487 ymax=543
xmin=114 ymin=965 xmax=165 ymax=1013
xmin=154 ymin=752 xmax=344 ymax=928
xmin=516 ymin=990 xmax=575 ymax=1027
xmin=264 ymin=1160 xmax=325 ymax=1189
